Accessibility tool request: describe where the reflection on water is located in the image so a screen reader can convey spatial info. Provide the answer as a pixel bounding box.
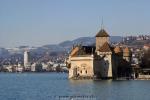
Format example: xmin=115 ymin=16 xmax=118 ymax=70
xmin=0 ymin=73 xmax=150 ymax=100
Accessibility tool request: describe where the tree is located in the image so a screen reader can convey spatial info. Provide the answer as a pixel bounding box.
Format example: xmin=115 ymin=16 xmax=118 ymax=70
xmin=141 ymin=49 xmax=150 ymax=68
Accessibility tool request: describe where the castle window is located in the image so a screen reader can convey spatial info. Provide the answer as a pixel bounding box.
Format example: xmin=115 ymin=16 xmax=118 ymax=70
xmin=80 ymin=70 xmax=82 ymax=73
xmin=86 ymin=70 xmax=87 ymax=74
xmin=81 ymin=64 xmax=87 ymax=68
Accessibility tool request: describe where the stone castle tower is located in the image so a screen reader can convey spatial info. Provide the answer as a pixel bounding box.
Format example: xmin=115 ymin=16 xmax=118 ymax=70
xmin=123 ymin=47 xmax=132 ymax=62
xmin=96 ymin=29 xmax=110 ymax=51
xmin=95 ymin=28 xmax=113 ymax=78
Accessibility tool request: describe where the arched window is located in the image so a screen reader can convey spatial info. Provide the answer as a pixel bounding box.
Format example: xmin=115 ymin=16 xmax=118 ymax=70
xmin=81 ymin=64 xmax=87 ymax=68
xmin=86 ymin=70 xmax=87 ymax=74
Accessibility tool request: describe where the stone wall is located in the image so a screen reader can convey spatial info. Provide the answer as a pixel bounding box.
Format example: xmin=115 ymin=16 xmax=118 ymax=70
xmin=96 ymin=37 xmax=109 ymax=50
xmin=69 ymin=56 xmax=94 ymax=79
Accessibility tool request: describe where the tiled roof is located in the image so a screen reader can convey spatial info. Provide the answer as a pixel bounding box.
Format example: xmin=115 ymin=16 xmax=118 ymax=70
xmin=70 ymin=47 xmax=79 ymax=57
xmin=96 ymin=29 xmax=110 ymax=37
xmin=70 ymin=46 xmax=95 ymax=56
xmin=114 ymin=46 xmax=122 ymax=53
xmin=99 ymin=42 xmax=112 ymax=52
xmin=144 ymin=44 xmax=150 ymax=47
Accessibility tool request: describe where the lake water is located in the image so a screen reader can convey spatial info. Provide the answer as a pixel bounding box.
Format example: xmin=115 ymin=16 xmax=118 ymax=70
xmin=0 ymin=73 xmax=150 ymax=100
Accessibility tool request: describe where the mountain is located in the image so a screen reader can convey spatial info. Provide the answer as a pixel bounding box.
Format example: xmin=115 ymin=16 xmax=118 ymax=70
xmin=0 ymin=48 xmax=10 ymax=57
xmin=35 ymin=36 xmax=123 ymax=54
xmin=31 ymin=36 xmax=122 ymax=53
xmin=59 ymin=36 xmax=122 ymax=50
xmin=1 ymin=36 xmax=122 ymax=57
xmin=110 ymin=36 xmax=123 ymax=43
xmin=59 ymin=37 xmax=95 ymax=46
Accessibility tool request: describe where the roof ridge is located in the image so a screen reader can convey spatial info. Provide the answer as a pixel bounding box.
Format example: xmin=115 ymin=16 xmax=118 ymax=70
xmin=99 ymin=42 xmax=112 ymax=52
xmin=96 ymin=29 xmax=110 ymax=37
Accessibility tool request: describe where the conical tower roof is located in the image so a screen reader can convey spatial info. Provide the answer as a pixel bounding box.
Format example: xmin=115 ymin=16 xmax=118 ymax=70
xmin=96 ymin=29 xmax=110 ymax=37
xmin=114 ymin=46 xmax=122 ymax=53
xmin=99 ymin=42 xmax=112 ymax=52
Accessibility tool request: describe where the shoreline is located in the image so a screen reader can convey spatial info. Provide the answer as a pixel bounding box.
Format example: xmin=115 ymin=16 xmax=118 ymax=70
xmin=0 ymin=72 xmax=150 ymax=80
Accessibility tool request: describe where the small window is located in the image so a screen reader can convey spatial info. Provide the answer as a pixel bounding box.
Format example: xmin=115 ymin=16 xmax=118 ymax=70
xmin=86 ymin=70 xmax=87 ymax=74
xmin=80 ymin=70 xmax=82 ymax=73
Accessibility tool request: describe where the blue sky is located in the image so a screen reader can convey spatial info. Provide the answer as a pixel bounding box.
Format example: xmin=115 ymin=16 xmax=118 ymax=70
xmin=0 ymin=0 xmax=150 ymax=48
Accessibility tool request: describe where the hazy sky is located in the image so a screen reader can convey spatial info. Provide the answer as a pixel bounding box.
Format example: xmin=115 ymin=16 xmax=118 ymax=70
xmin=0 ymin=0 xmax=150 ymax=48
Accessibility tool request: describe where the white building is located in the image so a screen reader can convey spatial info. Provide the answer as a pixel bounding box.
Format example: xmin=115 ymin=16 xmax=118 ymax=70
xmin=31 ymin=63 xmax=36 ymax=72
xmin=24 ymin=50 xmax=31 ymax=69
xmin=16 ymin=63 xmax=24 ymax=72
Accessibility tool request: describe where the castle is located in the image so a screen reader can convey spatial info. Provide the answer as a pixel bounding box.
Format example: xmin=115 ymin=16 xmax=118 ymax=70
xmin=67 ymin=28 xmax=132 ymax=79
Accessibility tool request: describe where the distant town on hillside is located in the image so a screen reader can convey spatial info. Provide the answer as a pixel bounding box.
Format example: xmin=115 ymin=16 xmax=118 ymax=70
xmin=0 ymin=34 xmax=150 ymax=78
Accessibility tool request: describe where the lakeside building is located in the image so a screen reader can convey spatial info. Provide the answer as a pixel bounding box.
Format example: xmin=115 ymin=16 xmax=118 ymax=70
xmin=24 ymin=50 xmax=31 ymax=70
xmin=67 ymin=28 xmax=132 ymax=79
